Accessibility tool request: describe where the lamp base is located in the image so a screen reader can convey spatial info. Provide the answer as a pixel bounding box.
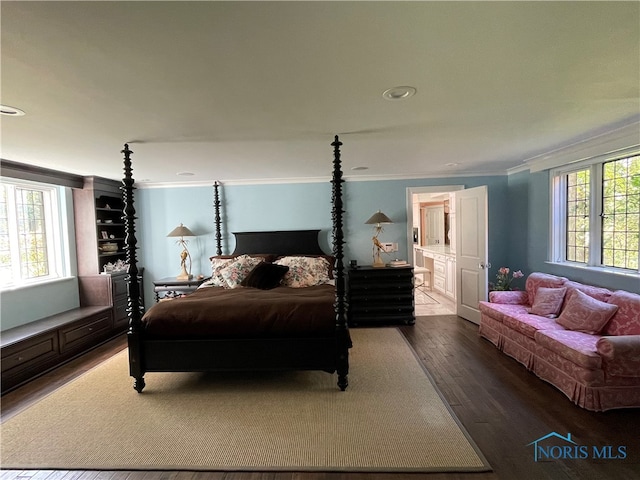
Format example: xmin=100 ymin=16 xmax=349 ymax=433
xmin=177 ymin=264 xmax=192 ymax=281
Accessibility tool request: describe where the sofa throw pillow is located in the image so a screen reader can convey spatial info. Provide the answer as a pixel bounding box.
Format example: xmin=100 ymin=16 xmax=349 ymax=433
xmin=556 ymin=289 xmax=619 ymax=334
xmin=240 ymin=262 xmax=289 ymax=290
xmin=563 ymin=281 xmax=612 ymax=303
xmin=529 ymin=286 xmax=567 ymax=318
xmin=525 ymin=272 xmax=567 ymax=308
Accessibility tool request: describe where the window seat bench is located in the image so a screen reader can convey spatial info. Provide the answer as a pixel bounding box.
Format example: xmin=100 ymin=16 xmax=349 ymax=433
xmin=1 ymin=306 xmax=117 ymax=394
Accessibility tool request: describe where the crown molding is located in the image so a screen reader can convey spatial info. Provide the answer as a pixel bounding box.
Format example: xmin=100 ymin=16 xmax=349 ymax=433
xmin=524 ymin=118 xmax=640 ymax=173
xmin=136 ymin=170 xmax=509 ymax=189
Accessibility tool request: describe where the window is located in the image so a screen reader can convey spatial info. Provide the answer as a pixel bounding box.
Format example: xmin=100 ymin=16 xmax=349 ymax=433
xmin=551 ymin=152 xmax=640 ymax=273
xmin=565 ymin=168 xmax=590 ymax=263
xmin=0 ymin=180 xmax=67 ymax=288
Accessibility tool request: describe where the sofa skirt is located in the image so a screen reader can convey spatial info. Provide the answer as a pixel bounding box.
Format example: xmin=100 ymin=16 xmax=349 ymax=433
xmin=478 ymin=313 xmax=640 ymax=411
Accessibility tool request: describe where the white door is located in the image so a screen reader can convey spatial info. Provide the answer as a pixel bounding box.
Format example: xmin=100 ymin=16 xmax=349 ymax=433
xmin=455 ymin=186 xmax=488 ymax=324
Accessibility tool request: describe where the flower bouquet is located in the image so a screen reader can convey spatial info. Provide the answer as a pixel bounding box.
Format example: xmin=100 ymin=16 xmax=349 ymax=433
xmin=490 ymin=267 xmax=524 ymax=291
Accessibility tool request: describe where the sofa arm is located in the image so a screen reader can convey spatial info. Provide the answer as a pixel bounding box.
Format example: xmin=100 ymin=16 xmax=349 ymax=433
xmin=596 ymin=335 xmax=640 ymax=377
xmin=489 ymin=290 xmax=529 ymax=305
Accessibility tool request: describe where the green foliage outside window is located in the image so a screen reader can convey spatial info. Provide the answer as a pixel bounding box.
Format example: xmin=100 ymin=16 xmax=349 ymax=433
xmin=602 ymin=156 xmax=639 ymax=270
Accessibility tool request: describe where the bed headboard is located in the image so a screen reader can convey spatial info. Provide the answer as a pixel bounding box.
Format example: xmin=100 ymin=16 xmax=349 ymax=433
xmin=230 ymin=230 xmax=326 ymax=256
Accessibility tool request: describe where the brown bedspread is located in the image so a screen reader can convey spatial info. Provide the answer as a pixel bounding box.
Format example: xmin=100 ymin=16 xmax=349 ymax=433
xmin=142 ymin=284 xmax=337 ymax=338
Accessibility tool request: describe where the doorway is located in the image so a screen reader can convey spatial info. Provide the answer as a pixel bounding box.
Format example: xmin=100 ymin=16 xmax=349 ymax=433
xmin=407 ymin=185 xmax=490 ymax=322
xmin=407 ymin=186 xmax=463 ymax=316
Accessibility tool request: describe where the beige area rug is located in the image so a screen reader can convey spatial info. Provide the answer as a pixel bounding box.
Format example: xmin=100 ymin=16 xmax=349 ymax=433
xmin=0 ymin=328 xmax=490 ymax=472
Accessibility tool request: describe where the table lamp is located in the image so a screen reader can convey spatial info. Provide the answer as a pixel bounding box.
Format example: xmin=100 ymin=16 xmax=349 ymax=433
xmin=167 ymin=223 xmax=195 ymax=280
xmin=365 ymin=210 xmax=393 ymax=267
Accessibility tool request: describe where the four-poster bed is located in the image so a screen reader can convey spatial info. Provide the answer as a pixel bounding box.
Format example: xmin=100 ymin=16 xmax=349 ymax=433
xmin=121 ymin=136 xmax=350 ymax=392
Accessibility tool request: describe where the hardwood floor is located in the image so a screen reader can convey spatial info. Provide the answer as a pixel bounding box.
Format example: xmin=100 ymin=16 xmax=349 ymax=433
xmin=2 ymin=316 xmax=639 ymax=480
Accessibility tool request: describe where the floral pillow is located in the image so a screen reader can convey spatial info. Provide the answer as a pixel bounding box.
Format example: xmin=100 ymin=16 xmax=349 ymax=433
xmin=556 ymin=288 xmax=619 ymax=334
xmin=274 ymin=256 xmax=332 ymax=288
xmin=218 ymin=255 xmax=263 ymax=289
xmin=529 ymin=287 xmax=567 ymax=318
xmin=204 ymin=257 xmax=234 ymax=287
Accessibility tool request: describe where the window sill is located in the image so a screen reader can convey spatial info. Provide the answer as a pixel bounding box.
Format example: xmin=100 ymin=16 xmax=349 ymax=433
xmin=0 ymin=276 xmax=76 ymax=293
xmin=544 ymin=261 xmax=640 ymax=280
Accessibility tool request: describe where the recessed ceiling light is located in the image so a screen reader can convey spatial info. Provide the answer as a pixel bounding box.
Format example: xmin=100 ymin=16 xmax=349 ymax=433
xmin=351 ymin=166 xmax=369 ymax=171
xmin=176 ymin=171 xmax=195 ymax=177
xmin=382 ymin=86 xmax=416 ymax=101
xmin=0 ymin=104 xmax=26 ymax=116
xmin=446 ymin=162 xmax=461 ymax=167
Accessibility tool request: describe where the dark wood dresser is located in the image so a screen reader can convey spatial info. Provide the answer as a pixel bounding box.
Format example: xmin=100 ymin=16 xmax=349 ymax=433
xmin=347 ymin=265 xmax=415 ymax=326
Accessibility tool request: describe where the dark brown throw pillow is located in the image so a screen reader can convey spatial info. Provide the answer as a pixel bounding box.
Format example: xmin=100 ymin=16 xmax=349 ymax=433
xmin=240 ymin=262 xmax=289 ymax=290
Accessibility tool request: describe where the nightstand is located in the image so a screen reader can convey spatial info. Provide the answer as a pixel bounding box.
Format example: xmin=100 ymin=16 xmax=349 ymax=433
xmin=347 ymin=266 xmax=415 ymax=326
xmin=153 ymin=276 xmax=208 ymax=302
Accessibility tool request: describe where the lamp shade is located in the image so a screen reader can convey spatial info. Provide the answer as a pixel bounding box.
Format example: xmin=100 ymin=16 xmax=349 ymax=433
xmin=167 ymin=223 xmax=195 ymax=238
xmin=365 ymin=211 xmax=393 ymax=225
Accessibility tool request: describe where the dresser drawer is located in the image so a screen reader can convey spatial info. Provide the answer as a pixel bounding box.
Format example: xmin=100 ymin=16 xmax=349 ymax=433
xmin=59 ymin=312 xmax=113 ymax=353
xmin=434 ymin=253 xmax=447 ymax=262
xmin=348 ymin=270 xmax=413 ymax=283
xmin=434 ymin=260 xmax=446 ymax=277
xmin=350 ymin=303 xmax=415 ymax=315
xmin=113 ymin=296 xmax=129 ymax=330
xmin=348 ymin=290 xmax=414 ymax=302
xmin=111 ymin=274 xmax=128 ymax=297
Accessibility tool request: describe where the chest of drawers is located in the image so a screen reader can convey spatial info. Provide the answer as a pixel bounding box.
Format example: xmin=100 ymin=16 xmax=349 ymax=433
xmin=347 ymin=266 xmax=415 ymax=326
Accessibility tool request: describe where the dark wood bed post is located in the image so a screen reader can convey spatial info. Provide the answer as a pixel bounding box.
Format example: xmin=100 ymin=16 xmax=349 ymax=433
xmin=214 ymin=181 xmax=222 ymax=255
xmin=121 ymin=144 xmax=145 ymax=393
xmin=331 ymin=135 xmax=349 ymax=391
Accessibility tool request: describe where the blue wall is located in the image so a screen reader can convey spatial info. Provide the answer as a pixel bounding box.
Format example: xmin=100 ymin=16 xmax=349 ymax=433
xmin=136 ymin=175 xmax=512 ymax=308
xmin=505 ymin=169 xmax=532 ymax=284
xmin=3 ymin=164 xmax=637 ymax=330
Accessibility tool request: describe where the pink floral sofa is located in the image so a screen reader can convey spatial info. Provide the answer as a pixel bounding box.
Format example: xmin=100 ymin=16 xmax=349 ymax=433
xmin=479 ymin=272 xmax=640 ymax=411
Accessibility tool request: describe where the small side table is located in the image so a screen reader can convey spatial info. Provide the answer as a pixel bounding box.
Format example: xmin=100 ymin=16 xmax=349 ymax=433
xmin=153 ymin=276 xmax=208 ymax=302
xmin=346 ymin=265 xmax=415 ymax=326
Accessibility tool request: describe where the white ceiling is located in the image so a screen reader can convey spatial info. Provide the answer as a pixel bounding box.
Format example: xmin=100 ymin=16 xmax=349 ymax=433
xmin=2 ymin=1 xmax=639 ymax=185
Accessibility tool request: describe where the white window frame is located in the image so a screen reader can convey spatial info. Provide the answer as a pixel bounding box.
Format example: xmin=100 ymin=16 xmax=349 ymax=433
xmin=550 ymin=148 xmax=640 ymax=276
xmin=0 ymin=179 xmax=69 ymax=289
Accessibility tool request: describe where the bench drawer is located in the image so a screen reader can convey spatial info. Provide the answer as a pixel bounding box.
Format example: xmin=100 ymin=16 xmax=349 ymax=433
xmin=59 ymin=312 xmax=113 ymax=353
xmin=1 ymin=332 xmax=59 ymax=374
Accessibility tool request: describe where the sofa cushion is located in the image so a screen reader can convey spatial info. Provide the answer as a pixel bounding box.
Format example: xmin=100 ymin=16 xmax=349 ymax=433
xmin=479 ymin=301 xmax=529 ymax=323
xmin=535 ymin=329 xmax=602 ymax=370
xmin=503 ymin=313 xmax=566 ymax=339
xmin=563 ymin=280 xmax=613 ymax=303
xmin=603 ymin=290 xmax=640 ymax=335
xmin=529 ymin=286 xmax=567 ymax=318
xmin=556 ymin=289 xmax=618 ymax=334
xmin=525 ymin=272 xmax=566 ymax=307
